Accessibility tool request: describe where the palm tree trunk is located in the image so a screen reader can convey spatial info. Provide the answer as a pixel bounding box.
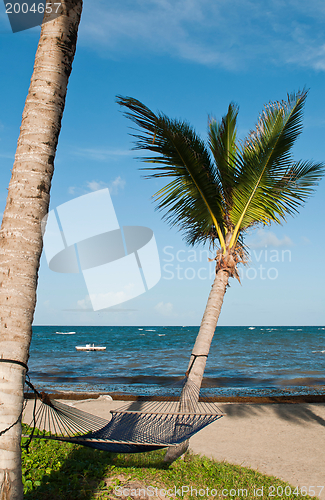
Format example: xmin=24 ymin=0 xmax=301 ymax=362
xmin=0 ymin=2 xmax=82 ymax=498
xmin=164 ymin=268 xmax=229 ymax=463
xmin=185 ymin=269 xmax=230 ymax=387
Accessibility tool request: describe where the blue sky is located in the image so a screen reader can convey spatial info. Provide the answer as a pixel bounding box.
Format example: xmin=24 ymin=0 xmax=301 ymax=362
xmin=0 ymin=0 xmax=325 ymax=326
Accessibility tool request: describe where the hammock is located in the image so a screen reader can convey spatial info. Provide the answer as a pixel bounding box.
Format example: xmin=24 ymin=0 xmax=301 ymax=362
xmin=24 ymin=377 xmax=223 ymax=453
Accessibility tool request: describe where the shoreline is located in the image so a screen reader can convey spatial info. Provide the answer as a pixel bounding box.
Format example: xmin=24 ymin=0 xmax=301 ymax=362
xmin=24 ymin=390 xmax=325 ymax=404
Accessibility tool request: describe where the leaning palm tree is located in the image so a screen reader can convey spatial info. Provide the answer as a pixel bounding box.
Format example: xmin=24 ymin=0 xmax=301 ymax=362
xmin=0 ymin=2 xmax=82 ymax=497
xmin=117 ymin=90 xmax=324 ymax=461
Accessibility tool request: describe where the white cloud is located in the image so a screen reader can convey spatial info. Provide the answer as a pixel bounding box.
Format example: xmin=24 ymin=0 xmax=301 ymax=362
xmin=87 ymin=180 xmax=108 ymax=192
xmin=154 ymin=301 xmax=175 ymax=316
xmin=78 ymin=0 xmax=325 ymax=71
xmin=77 ymin=295 xmax=93 ymax=310
xmin=249 ymin=229 xmax=293 ymax=248
xmin=74 ymin=295 xmax=137 ymax=312
xmin=68 ymin=177 xmax=125 ymax=197
xmin=72 ymin=147 xmax=132 ymax=161
xmin=109 ymin=176 xmax=126 ymax=194
xmin=87 ymin=177 xmax=125 ymax=195
xmin=80 ymin=0 xmax=240 ymax=69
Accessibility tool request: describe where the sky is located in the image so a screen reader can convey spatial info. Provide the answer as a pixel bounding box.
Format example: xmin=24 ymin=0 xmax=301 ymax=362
xmin=0 ymin=0 xmax=325 ymax=327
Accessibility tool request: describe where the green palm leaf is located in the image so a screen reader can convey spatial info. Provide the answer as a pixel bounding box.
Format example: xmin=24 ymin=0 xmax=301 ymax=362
xmin=228 ymin=90 xmax=324 ymax=247
xmin=208 ymin=102 xmax=239 ymax=208
xmin=116 ymin=96 xmax=227 ymax=249
xmin=117 ymin=92 xmax=324 ymax=256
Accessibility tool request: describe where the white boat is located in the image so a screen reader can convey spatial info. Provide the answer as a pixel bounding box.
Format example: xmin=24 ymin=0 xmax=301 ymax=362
xmin=75 ymin=344 xmax=106 ymax=351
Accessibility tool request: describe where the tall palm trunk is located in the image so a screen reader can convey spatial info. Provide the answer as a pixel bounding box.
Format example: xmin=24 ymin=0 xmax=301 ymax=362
xmin=164 ymin=268 xmax=229 ymax=463
xmin=0 ymin=2 xmax=82 ymax=498
xmin=185 ymin=269 xmax=230 ymax=387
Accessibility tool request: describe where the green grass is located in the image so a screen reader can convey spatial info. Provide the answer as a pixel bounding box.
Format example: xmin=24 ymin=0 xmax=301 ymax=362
xmin=21 ymin=433 xmax=319 ymax=500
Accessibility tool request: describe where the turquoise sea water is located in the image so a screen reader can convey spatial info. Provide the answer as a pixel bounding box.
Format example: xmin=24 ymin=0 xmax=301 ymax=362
xmin=28 ymin=325 xmax=325 ymax=397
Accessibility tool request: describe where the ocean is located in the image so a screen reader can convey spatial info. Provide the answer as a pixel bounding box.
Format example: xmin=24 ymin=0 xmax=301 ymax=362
xmin=28 ymin=325 xmax=325 ymax=398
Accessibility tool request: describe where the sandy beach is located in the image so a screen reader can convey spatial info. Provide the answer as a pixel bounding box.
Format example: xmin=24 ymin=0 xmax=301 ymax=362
xmin=23 ymin=396 xmax=325 ymax=498
xmin=190 ymin=402 xmax=325 ymax=498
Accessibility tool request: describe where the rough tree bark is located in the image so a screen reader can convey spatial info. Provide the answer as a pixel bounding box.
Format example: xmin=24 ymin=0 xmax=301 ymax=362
xmin=0 ymin=2 xmax=83 ymax=498
xmin=164 ymin=268 xmax=229 ymax=463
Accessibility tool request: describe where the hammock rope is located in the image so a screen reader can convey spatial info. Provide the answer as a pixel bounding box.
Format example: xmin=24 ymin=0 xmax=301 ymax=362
xmin=23 ymin=375 xmax=223 ymax=454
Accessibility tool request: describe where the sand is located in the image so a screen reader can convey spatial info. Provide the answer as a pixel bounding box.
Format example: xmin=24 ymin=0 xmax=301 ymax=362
xmin=23 ymin=397 xmax=325 ymax=498
xmin=190 ymin=402 xmax=325 ymax=498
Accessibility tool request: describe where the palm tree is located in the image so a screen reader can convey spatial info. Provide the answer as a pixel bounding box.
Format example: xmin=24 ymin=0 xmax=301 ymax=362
xmin=0 ymin=2 xmax=82 ymax=497
xmin=117 ymin=91 xmax=324 ymax=461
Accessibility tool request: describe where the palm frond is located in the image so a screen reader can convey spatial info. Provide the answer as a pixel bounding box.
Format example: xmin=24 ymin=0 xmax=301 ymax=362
xmin=208 ymin=103 xmax=239 ymax=208
xmin=228 ymin=89 xmax=324 ymax=247
xmin=116 ymin=96 xmax=227 ymax=249
xmin=117 ymin=92 xmax=324 ymax=255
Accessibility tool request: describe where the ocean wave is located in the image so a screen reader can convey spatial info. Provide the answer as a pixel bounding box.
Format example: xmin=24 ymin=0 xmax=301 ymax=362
xmin=29 ymin=325 xmax=325 ymax=397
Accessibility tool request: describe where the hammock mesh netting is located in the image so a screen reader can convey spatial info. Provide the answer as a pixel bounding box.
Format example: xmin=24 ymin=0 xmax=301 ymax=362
xmin=24 ymin=378 xmax=223 ymax=453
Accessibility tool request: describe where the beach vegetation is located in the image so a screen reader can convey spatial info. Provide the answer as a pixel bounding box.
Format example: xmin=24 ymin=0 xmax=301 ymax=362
xmin=21 ymin=431 xmax=318 ymax=500
xmin=117 ymin=91 xmax=325 ymax=462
